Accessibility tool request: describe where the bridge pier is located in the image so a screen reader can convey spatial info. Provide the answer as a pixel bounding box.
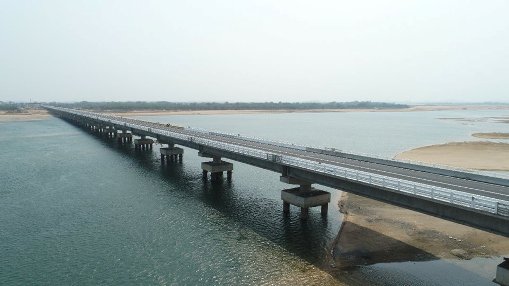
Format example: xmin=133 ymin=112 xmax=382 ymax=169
xmin=200 ymin=153 xmax=233 ymax=181
xmin=160 ymin=142 xmax=184 ymax=164
xmin=280 ymin=176 xmax=331 ymax=220
xmin=103 ymin=126 xmax=115 ymax=138
xmin=134 ymin=137 xmax=154 ymax=150
xmin=116 ymin=131 xmax=132 ymax=144
xmin=496 ymin=258 xmax=509 ymax=286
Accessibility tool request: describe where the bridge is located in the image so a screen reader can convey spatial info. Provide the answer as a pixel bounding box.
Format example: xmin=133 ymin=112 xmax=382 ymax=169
xmin=45 ymin=106 xmax=509 ymax=236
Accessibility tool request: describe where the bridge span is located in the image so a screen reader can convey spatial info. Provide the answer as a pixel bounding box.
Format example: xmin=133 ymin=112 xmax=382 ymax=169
xmin=45 ymin=106 xmax=509 ymax=236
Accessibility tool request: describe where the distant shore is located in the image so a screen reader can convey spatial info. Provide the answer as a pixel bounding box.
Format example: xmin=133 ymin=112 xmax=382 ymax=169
xmin=0 ymin=110 xmax=49 ymax=122
xmin=106 ymin=104 xmax=509 ymax=117
xmin=2 ymin=104 xmax=508 ymax=120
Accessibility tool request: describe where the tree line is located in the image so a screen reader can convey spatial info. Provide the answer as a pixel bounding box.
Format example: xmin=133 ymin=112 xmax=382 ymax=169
xmin=48 ymin=101 xmax=409 ymax=111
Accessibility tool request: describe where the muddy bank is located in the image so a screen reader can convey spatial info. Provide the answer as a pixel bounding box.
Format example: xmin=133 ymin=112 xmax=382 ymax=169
xmin=332 ymin=193 xmax=509 ymax=268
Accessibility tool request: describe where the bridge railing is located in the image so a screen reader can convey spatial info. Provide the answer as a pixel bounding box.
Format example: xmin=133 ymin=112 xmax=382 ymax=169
xmin=278 ymin=156 xmax=508 ymax=217
xmin=190 ymin=125 xmax=509 ymax=179
xmin=54 ymin=107 xmax=509 ymax=179
xmin=48 ymin=106 xmax=509 ymax=218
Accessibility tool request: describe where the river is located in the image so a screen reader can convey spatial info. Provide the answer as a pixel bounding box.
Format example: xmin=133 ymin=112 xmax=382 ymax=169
xmin=1 ymin=109 xmax=508 ymax=285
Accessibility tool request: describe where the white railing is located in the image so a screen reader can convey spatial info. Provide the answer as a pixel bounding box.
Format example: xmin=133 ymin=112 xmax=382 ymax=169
xmin=46 ymin=106 xmax=509 ymax=218
xmin=191 ymin=127 xmax=509 ymax=179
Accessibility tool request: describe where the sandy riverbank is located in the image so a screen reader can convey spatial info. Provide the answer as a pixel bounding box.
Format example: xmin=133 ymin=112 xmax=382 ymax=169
xmin=333 ymin=140 xmax=509 ymax=268
xmin=0 ymin=110 xmax=49 ymax=122
xmin=472 ymin=132 xmax=509 ymax=139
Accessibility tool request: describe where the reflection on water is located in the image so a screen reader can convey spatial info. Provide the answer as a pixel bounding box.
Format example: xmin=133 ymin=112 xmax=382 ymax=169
xmin=1 ymin=109 xmax=508 ymax=285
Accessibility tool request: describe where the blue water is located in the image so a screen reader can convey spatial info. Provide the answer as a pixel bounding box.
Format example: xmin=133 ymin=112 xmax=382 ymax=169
xmin=1 ymin=109 xmax=508 ymax=285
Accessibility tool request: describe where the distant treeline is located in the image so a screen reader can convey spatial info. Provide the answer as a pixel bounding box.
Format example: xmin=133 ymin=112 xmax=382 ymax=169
xmin=51 ymin=101 xmax=409 ymax=111
xmin=0 ymin=102 xmax=21 ymax=111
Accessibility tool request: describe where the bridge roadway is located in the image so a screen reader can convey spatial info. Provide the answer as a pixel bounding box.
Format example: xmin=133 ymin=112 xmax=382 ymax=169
xmin=46 ymin=106 xmax=509 ymax=235
xmin=117 ymin=115 xmax=509 ymax=201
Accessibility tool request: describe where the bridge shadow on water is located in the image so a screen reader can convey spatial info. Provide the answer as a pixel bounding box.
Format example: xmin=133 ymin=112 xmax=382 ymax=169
xmin=333 ymin=222 xmax=436 ymax=267
xmin=63 ymin=120 xmax=493 ymax=285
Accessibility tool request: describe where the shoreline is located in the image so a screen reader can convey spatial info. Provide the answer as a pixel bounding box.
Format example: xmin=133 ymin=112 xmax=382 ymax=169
xmin=102 ymin=104 xmax=509 ymax=116
xmin=472 ymin=132 xmax=509 ymax=139
xmin=1 ymin=104 xmax=507 ymax=120
xmin=107 ymin=108 xmax=409 ymax=116
xmin=0 ymin=110 xmax=49 ymax=122
xmin=333 ymin=140 xmax=509 ymax=269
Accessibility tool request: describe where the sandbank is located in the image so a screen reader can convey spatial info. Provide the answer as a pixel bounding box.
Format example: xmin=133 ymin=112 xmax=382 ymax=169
xmin=394 ymin=141 xmax=509 ymax=171
xmin=472 ymin=132 xmax=509 ymax=139
xmin=0 ymin=110 xmax=49 ymax=122
xmin=333 ymin=193 xmax=509 ymax=267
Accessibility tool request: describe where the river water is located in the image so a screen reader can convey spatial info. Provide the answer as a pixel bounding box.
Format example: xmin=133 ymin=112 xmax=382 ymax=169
xmin=1 ymin=109 xmax=508 ymax=285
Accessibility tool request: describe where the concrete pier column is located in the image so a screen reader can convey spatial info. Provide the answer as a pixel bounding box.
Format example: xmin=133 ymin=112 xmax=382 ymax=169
xmin=161 ymin=154 xmax=165 ymax=163
xmin=283 ymin=202 xmax=290 ymax=214
xmin=134 ymin=138 xmax=154 ymax=151
xmin=496 ymin=258 xmax=509 ymax=286
xmin=116 ymin=131 xmax=132 ymax=144
xmin=300 ymin=207 xmax=309 ymax=220
xmin=227 ymin=170 xmax=233 ymax=181
xmin=200 ymin=155 xmax=233 ymax=181
xmin=321 ymin=204 xmax=328 ymax=216
xmin=160 ymin=145 xmax=184 ymax=165
xmin=280 ymin=175 xmax=331 ymax=220
xmin=202 ymin=170 xmax=208 ymax=179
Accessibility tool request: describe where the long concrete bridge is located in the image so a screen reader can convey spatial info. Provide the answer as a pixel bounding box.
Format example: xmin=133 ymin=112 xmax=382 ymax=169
xmin=45 ymin=106 xmax=509 ymax=236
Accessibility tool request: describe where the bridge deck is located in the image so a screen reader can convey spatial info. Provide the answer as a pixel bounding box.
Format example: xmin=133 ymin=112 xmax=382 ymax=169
xmin=45 ymin=106 xmax=509 ymax=235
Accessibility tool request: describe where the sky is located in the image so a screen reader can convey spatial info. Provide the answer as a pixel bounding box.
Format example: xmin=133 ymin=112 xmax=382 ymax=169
xmin=0 ymin=0 xmax=508 ymax=103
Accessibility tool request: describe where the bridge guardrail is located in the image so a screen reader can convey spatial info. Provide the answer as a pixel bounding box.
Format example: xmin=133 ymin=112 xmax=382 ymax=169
xmin=46 ymin=106 xmax=509 ymax=218
xmin=191 ymin=126 xmax=509 ymax=180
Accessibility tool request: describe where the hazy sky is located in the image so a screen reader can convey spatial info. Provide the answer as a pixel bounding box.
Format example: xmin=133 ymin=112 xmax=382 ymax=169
xmin=1 ymin=1 xmax=508 ymax=103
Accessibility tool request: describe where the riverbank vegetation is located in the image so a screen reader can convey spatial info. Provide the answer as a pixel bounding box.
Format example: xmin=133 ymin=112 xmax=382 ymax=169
xmin=0 ymin=102 xmax=22 ymax=112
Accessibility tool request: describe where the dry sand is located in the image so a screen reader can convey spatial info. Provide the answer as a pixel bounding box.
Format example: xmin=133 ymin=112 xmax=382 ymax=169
xmin=394 ymin=141 xmax=509 ymax=171
xmin=472 ymin=132 xmax=509 ymax=139
xmin=0 ymin=109 xmax=49 ymax=122
xmin=334 ymin=140 xmax=509 ymax=268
